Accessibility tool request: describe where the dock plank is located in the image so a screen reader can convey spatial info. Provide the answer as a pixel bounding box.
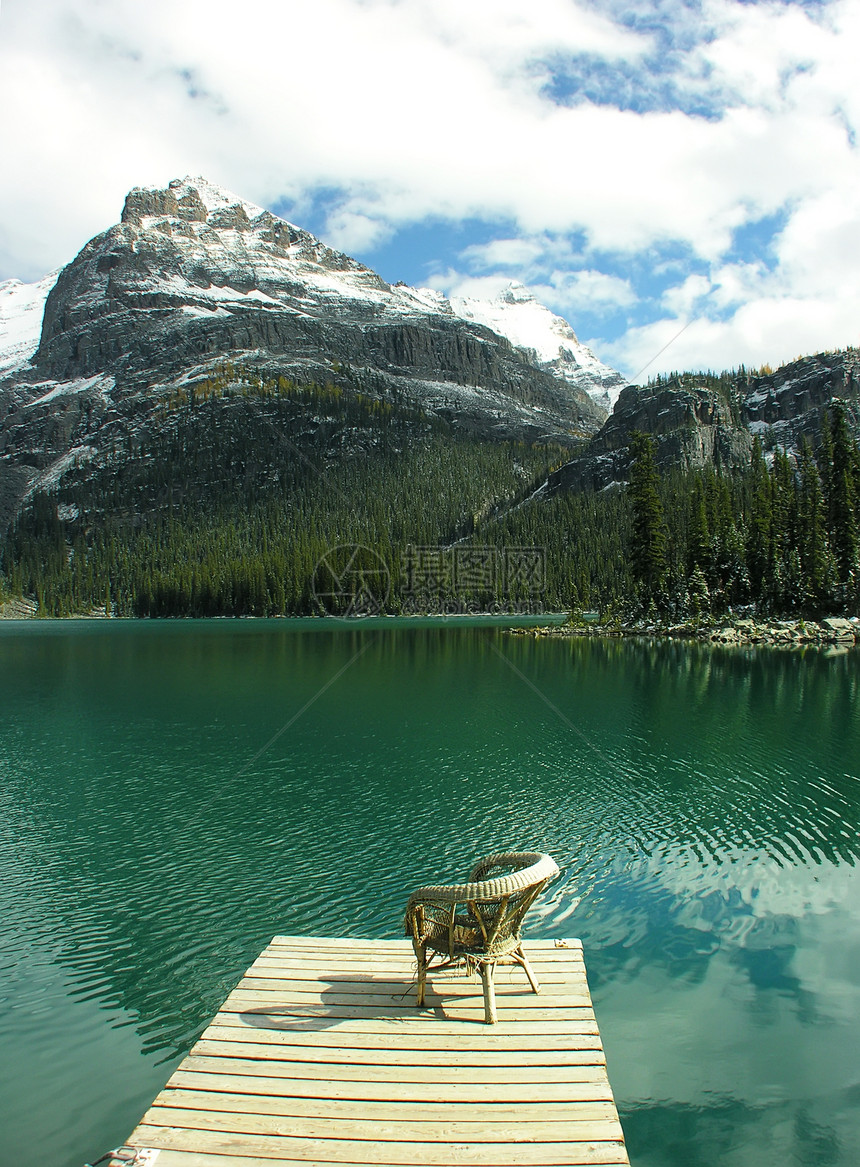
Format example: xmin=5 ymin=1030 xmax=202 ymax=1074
xmin=192 ymin=1036 xmax=607 ymax=1064
xmin=172 ymin=1055 xmax=611 ymax=1084
xmin=115 ymin=937 xmax=629 ymax=1167
xmin=139 ymin=1106 xmax=625 ymax=1144
xmin=130 ymin=1126 xmax=629 ymax=1166
xmin=211 ymin=1012 xmax=603 ymax=1041
xmin=153 ymin=1090 xmax=621 ymax=1124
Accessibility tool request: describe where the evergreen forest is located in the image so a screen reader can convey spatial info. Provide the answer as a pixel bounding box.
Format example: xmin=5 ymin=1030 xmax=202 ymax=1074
xmin=1 ymin=370 xmax=859 ymax=620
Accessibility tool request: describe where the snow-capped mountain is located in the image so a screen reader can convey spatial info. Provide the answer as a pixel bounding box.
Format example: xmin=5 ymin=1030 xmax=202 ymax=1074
xmin=29 ymin=176 xmax=619 ymax=429
xmin=0 ymin=176 xmax=621 ymax=527
xmin=0 ymin=272 xmax=59 ymax=377
xmin=0 ymin=182 xmax=622 ymax=409
xmin=450 ymin=282 xmax=626 ymax=411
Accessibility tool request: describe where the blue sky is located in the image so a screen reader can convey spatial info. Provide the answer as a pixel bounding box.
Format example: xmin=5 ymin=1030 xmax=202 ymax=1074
xmin=1 ymin=0 xmax=859 ymax=380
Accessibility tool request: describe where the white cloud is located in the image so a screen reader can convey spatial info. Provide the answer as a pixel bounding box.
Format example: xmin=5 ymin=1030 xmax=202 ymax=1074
xmin=445 ymin=233 xmax=635 ymax=319
xmin=776 ymin=187 xmax=860 ymax=295
xmin=428 ymin=253 xmax=635 ymax=322
xmin=1 ymin=0 xmax=860 ymax=374
xmin=698 ymin=0 xmax=830 ymax=110
xmin=532 ymin=269 xmax=636 ymax=313
xmin=402 ymin=0 xmax=650 ymax=73
xmin=606 ymin=292 xmax=860 ymax=382
xmin=322 ymin=208 xmax=394 ymax=256
xmin=460 ymin=238 xmax=548 ymax=270
xmin=708 ymin=262 xmax=768 ymax=312
xmin=424 ymin=270 xmax=515 ymax=302
xmin=699 ymin=0 xmax=857 ymax=119
xmin=661 ymin=274 xmax=712 ymax=316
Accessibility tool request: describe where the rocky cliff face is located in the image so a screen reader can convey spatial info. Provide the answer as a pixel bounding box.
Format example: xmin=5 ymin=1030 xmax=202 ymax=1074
xmin=0 ymin=177 xmax=612 ymax=531
xmin=549 ymin=379 xmax=752 ymax=493
xmin=741 ymin=350 xmax=860 ymax=443
xmin=549 ymin=351 xmax=860 ymax=494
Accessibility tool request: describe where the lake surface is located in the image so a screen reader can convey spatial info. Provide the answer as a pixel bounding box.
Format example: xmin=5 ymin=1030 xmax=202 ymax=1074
xmin=1 ymin=618 xmax=858 ymax=1167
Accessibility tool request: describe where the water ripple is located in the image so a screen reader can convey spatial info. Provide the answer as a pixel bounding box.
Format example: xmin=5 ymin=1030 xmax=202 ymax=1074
xmin=1 ymin=624 xmax=859 ymax=1167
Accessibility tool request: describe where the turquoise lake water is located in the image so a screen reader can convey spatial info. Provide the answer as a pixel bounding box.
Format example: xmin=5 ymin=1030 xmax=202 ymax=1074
xmin=0 ymin=618 xmax=858 ymax=1167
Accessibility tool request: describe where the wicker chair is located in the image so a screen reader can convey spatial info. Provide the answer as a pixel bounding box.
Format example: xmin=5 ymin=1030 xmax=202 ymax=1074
xmin=404 ymin=851 xmax=559 ymax=1024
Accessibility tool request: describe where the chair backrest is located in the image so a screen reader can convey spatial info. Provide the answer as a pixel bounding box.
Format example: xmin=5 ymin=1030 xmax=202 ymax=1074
xmin=405 ymin=851 xmax=559 ymax=959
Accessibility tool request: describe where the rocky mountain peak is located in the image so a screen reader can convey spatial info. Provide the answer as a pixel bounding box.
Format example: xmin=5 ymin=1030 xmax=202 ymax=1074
xmin=121 ymin=176 xmax=266 ymax=229
xmin=115 ymin=177 xmax=371 ymax=277
xmin=498 ymin=281 xmax=541 ymax=307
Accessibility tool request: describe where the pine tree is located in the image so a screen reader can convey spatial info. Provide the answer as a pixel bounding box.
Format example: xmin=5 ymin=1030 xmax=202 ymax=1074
xmin=627 ymin=432 xmax=668 ymax=606
xmin=688 ymin=565 xmax=710 ymax=619
xmin=745 ymin=437 xmax=772 ymax=603
xmin=769 ymin=447 xmax=796 ymax=609
xmin=686 ymin=477 xmax=711 ymax=579
xmin=827 ymin=402 xmax=859 ymax=592
xmin=797 ymin=437 xmax=827 ymax=611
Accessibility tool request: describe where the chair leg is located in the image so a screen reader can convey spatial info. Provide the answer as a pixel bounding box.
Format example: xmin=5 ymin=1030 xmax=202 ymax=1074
xmin=482 ymin=961 xmax=497 ymax=1024
xmin=416 ymin=943 xmax=427 ymax=1007
xmin=516 ymin=945 xmax=541 ymax=994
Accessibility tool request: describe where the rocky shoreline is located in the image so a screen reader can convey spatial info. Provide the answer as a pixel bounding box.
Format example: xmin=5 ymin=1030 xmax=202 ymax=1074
xmin=0 ymin=598 xmax=111 ymax=619
xmin=0 ymin=597 xmax=38 ymax=619
xmin=1 ymin=600 xmax=857 ymax=648
xmin=510 ymin=614 xmax=860 ymax=648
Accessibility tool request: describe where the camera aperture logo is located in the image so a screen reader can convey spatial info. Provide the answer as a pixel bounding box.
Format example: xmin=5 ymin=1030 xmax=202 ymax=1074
xmin=312 ymin=544 xmax=391 ymax=617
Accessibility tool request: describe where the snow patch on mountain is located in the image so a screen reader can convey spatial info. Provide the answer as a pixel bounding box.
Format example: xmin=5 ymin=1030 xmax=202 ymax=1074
xmin=393 ymin=285 xmax=449 ymax=313
xmin=28 ymin=444 xmax=97 ymax=495
xmin=0 ymin=272 xmax=59 ymax=376
xmin=451 ymin=282 xmax=581 ymax=364
xmin=25 ymin=373 xmax=115 ymax=408
xmin=180 ymin=304 xmax=232 ymax=319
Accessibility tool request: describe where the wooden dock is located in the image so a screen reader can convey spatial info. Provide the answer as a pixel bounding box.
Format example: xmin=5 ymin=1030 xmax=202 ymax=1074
xmin=116 ymin=936 xmax=629 ymax=1167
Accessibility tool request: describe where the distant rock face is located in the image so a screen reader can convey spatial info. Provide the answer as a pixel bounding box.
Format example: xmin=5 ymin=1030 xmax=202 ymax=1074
xmin=121 ymin=184 xmax=207 ymax=224
xmin=0 ymin=177 xmax=612 ymax=529
xmin=741 ymin=351 xmax=860 ymax=444
xmin=549 ymin=380 xmax=753 ymax=493
xmin=548 ymin=351 xmax=860 ymax=494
